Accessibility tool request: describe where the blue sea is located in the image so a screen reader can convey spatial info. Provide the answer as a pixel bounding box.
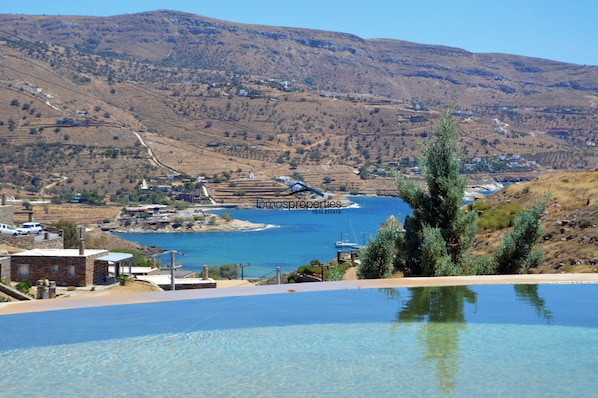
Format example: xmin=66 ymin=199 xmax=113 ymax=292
xmin=116 ymin=196 xmax=411 ymax=278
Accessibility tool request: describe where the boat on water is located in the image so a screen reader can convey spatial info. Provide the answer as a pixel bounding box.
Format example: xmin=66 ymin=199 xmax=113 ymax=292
xmin=335 ymin=239 xmax=359 ymax=249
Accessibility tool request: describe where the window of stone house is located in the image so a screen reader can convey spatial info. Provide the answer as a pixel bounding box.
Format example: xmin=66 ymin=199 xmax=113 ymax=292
xmin=18 ymin=264 xmax=29 ymax=277
xmin=52 ymin=264 xmax=59 ymax=273
xmin=68 ymin=265 xmax=76 ymax=276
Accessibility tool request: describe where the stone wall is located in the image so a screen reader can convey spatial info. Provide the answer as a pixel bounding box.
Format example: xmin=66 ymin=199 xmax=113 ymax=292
xmin=0 ymin=233 xmax=63 ymax=250
xmin=0 ymin=205 xmax=14 ymax=226
xmin=0 ymin=256 xmax=10 ymax=281
xmin=158 ymin=280 xmax=216 ymax=290
xmin=33 ymin=236 xmax=64 ymax=249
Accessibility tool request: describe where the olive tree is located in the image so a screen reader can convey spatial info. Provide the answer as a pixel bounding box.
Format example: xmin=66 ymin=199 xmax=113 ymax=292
xmin=357 ymin=216 xmax=401 ymax=279
xmin=493 ymin=197 xmax=547 ymax=274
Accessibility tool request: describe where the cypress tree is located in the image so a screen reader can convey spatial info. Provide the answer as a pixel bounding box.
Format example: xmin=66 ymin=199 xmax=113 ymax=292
xmin=394 ymin=112 xmax=477 ymax=276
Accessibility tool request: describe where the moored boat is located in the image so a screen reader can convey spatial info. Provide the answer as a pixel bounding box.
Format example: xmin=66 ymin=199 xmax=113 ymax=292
xmin=335 ymin=239 xmax=359 ymax=249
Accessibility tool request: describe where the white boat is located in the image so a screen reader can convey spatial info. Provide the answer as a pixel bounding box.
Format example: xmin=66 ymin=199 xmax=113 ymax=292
xmin=335 ymin=236 xmax=359 ymax=249
xmin=335 ymin=219 xmax=360 ymax=249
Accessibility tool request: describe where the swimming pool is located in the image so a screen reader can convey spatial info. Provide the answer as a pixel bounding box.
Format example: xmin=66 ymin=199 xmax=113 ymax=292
xmin=1 ymin=283 xmax=597 ymax=397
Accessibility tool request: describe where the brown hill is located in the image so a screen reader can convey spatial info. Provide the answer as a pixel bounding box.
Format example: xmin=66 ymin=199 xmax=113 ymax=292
xmin=3 ymin=10 xmax=596 ymax=104
xmin=0 ymin=10 xmax=596 ymax=202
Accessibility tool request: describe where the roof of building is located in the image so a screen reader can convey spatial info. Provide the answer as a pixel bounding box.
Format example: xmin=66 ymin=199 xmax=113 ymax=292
xmin=11 ymin=249 xmax=108 ymax=257
xmin=96 ymin=252 xmax=134 ymax=263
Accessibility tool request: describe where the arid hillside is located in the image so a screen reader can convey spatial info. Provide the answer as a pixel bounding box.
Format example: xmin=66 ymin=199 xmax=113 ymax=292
xmin=0 ymin=10 xmax=596 ymax=203
xmin=471 ymin=170 xmax=598 ymax=273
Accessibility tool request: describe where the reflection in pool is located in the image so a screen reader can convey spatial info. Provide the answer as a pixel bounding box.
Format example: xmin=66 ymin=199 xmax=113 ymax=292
xmin=1 ymin=284 xmax=597 ymax=397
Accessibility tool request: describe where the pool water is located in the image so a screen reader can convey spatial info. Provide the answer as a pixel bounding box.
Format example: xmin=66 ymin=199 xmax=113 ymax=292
xmin=1 ymin=284 xmax=597 ymax=397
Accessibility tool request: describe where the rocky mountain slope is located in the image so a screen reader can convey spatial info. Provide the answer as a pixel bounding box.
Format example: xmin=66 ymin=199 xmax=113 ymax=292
xmin=0 ymin=10 xmax=596 ymax=201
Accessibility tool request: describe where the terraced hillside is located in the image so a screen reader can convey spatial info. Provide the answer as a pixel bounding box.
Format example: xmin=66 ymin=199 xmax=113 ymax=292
xmin=206 ymin=179 xmax=289 ymax=207
xmin=0 ymin=10 xmax=596 ymax=204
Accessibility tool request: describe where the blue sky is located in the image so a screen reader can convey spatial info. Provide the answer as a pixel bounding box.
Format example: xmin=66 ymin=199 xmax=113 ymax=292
xmin=3 ymin=0 xmax=596 ymax=65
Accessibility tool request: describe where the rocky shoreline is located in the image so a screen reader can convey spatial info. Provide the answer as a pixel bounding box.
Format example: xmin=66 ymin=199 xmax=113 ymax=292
xmin=114 ymin=195 xmax=355 ymax=234
xmin=115 ymin=218 xmax=269 ymax=233
xmin=464 ymin=182 xmax=504 ymax=201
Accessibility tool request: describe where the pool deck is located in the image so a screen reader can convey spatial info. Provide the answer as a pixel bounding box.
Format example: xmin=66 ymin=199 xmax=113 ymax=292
xmin=1 ymin=273 xmax=597 ymax=315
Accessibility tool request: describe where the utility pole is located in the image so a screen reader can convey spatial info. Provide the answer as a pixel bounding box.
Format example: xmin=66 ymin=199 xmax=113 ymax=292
xmin=238 ymin=263 xmax=250 ymax=280
xmin=170 ymin=251 xmax=175 ymax=291
xmin=153 ymin=250 xmax=182 ymax=291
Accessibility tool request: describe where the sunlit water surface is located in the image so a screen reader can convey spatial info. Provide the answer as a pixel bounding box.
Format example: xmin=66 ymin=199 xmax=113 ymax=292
xmin=1 ymin=284 xmax=596 ymax=397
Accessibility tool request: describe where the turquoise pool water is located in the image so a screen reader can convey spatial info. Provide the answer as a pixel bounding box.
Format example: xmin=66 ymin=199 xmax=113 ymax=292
xmin=1 ymin=284 xmax=597 ymax=397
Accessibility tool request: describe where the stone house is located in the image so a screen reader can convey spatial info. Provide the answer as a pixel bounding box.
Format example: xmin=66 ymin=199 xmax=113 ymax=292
xmin=10 ymin=248 xmax=111 ymax=287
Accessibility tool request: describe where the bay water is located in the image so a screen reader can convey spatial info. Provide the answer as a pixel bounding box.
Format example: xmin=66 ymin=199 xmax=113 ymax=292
xmin=116 ymin=196 xmax=411 ymax=278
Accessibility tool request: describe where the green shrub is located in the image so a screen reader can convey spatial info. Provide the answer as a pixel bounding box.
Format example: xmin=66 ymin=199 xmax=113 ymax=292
xmin=468 ymin=199 xmax=492 ymax=212
xmin=477 ymin=202 xmax=524 ymax=230
xmin=286 ymin=271 xmax=298 ymax=283
xmin=462 ymin=255 xmax=497 ymax=275
xmin=297 ymin=261 xmax=352 ymax=280
xmin=297 ymin=264 xmax=320 ymax=275
xmin=219 ymin=263 xmax=238 ymax=279
xmin=327 ymin=266 xmax=345 ymax=281
xmin=119 ymin=275 xmax=129 ymax=286
xmin=494 ymin=200 xmax=546 ymax=274
xmin=15 ymin=279 xmax=32 ymax=294
xmin=204 ymin=265 xmax=221 ymax=280
xmin=112 ymin=248 xmax=153 ymax=267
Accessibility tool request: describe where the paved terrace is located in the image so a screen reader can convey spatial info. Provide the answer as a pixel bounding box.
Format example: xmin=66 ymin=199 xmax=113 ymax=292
xmin=1 ymin=274 xmax=597 ymax=315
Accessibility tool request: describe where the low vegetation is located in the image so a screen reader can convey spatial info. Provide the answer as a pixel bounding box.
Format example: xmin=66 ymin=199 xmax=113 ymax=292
xmin=207 ymin=264 xmax=239 ymax=280
xmin=15 ymin=279 xmax=32 ymax=295
xmin=470 ymin=200 xmax=524 ymax=230
xmin=292 ymin=259 xmax=353 ymax=282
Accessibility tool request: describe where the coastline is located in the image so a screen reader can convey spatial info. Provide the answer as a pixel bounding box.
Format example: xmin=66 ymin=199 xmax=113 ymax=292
xmin=113 ymin=194 xmax=356 ymax=233
xmin=115 ymin=218 xmax=269 ymax=233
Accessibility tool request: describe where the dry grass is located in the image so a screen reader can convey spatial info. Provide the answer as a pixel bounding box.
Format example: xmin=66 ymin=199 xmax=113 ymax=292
xmin=472 ymin=170 xmax=598 ymax=272
xmin=16 ymin=203 xmax=122 ymax=226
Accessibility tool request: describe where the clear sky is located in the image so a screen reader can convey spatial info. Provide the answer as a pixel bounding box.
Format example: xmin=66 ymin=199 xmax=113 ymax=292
xmin=2 ymin=0 xmax=596 ymax=65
